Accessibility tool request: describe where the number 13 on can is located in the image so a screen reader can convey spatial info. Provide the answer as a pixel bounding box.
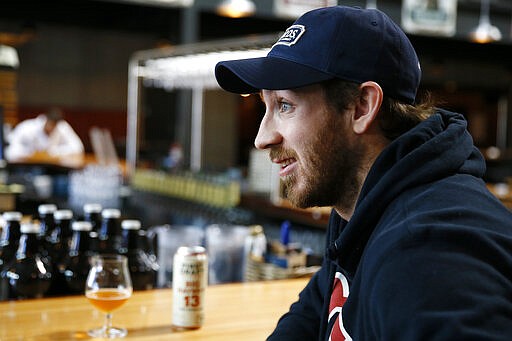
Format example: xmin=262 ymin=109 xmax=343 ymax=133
xmin=172 ymin=246 xmax=208 ymax=329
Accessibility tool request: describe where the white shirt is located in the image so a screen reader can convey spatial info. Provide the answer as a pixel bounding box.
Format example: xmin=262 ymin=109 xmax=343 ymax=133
xmin=5 ymin=114 xmax=84 ymax=161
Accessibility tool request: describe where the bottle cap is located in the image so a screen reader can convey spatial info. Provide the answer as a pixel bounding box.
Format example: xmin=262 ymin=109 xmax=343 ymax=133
xmin=54 ymin=209 xmax=73 ymax=221
xmin=20 ymin=223 xmax=41 ymax=234
xmin=72 ymin=221 xmax=93 ymax=231
xmin=101 ymin=208 xmax=121 ymax=219
xmin=84 ymin=203 xmax=102 ymax=213
xmin=2 ymin=211 xmax=22 ymax=221
xmin=121 ymin=220 xmax=141 ymax=230
xmin=38 ymin=204 xmax=57 ymax=215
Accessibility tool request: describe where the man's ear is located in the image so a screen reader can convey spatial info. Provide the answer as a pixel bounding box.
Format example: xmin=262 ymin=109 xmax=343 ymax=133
xmin=352 ymin=81 xmax=383 ymax=134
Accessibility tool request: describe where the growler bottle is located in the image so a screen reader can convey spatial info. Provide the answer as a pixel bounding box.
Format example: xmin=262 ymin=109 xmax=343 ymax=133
xmin=61 ymin=221 xmax=94 ymax=294
xmin=83 ymin=203 xmax=102 ymax=232
xmin=46 ymin=209 xmax=74 ymax=296
xmin=38 ymin=204 xmax=57 ymax=239
xmin=88 ymin=230 xmax=100 ymax=254
xmin=98 ymin=208 xmax=121 ymax=254
xmin=0 ymin=211 xmax=22 ymax=270
xmin=119 ymin=220 xmax=158 ymax=290
xmin=138 ymin=228 xmax=158 ymax=266
xmin=0 ymin=223 xmax=53 ymax=300
xmin=48 ymin=209 xmax=74 ymax=264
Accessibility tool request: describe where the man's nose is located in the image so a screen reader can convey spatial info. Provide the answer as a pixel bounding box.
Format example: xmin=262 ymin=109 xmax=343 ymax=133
xmin=254 ymin=115 xmax=281 ymax=150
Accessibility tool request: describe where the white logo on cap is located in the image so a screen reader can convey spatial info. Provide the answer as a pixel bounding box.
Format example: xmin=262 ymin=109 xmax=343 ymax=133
xmin=273 ymin=24 xmax=306 ymax=47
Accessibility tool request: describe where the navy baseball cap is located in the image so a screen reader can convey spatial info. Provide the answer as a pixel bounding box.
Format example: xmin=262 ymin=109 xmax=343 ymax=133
xmin=215 ymin=6 xmax=421 ymax=104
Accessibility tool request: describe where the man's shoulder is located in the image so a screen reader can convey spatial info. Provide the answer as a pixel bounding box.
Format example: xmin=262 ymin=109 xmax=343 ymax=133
xmin=388 ymin=174 xmax=512 ymax=236
xmin=12 ymin=117 xmax=42 ymax=132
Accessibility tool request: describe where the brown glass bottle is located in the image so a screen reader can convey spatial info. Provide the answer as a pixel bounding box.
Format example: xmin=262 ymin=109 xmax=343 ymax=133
xmin=38 ymin=204 xmax=57 ymax=239
xmin=0 ymin=223 xmax=53 ymax=300
xmin=61 ymin=221 xmax=95 ymax=294
xmin=119 ymin=220 xmax=158 ymax=290
xmin=48 ymin=209 xmax=73 ymax=264
xmin=46 ymin=209 xmax=74 ymax=296
xmin=83 ymin=203 xmax=102 ymax=233
xmin=0 ymin=211 xmax=22 ymax=271
xmin=98 ymin=208 xmax=121 ymax=254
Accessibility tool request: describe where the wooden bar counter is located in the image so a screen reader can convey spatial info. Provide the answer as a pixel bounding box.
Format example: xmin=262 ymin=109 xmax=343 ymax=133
xmin=0 ymin=278 xmax=308 ymax=340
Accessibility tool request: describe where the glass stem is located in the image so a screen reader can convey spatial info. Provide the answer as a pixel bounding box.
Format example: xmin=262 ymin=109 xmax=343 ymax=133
xmin=105 ymin=312 xmax=113 ymax=333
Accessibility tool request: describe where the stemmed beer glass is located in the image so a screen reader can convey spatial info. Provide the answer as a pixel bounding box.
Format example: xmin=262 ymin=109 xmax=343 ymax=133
xmin=85 ymin=254 xmax=133 ymax=338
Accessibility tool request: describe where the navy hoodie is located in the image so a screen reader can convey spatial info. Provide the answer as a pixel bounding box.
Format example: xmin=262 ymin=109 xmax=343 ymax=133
xmin=267 ymin=109 xmax=512 ymax=340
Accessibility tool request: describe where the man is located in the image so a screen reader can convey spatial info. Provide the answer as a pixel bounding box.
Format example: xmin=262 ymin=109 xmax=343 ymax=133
xmin=215 ymin=6 xmax=512 ymax=340
xmin=5 ymin=107 xmax=84 ymax=161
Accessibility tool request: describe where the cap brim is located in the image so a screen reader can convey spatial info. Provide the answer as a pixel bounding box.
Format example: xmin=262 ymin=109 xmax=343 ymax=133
xmin=215 ymin=56 xmax=334 ymax=94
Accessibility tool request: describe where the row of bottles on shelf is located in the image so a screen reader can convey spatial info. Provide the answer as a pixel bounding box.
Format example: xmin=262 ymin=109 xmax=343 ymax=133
xmin=131 ymin=169 xmax=241 ymax=208
xmin=0 ymin=203 xmax=159 ymax=301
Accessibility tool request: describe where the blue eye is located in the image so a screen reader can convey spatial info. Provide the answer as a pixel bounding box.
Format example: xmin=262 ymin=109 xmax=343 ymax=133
xmin=279 ymin=102 xmax=292 ymax=113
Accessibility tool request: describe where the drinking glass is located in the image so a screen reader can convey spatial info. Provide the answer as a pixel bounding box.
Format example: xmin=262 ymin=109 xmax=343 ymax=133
xmin=85 ymin=254 xmax=133 ymax=338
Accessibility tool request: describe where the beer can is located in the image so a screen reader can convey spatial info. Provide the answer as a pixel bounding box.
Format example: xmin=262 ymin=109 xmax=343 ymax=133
xmin=172 ymin=246 xmax=208 ymax=329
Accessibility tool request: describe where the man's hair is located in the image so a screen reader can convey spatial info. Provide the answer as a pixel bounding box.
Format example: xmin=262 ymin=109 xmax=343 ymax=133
xmin=320 ymin=79 xmax=436 ymax=140
xmin=45 ymin=107 xmax=64 ymax=123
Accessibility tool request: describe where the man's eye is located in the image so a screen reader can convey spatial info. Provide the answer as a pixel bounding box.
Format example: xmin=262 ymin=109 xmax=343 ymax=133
xmin=279 ymin=102 xmax=292 ymax=112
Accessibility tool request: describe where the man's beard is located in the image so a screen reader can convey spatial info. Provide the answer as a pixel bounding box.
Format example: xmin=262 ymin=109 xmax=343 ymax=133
xmin=277 ymin=123 xmax=364 ymax=210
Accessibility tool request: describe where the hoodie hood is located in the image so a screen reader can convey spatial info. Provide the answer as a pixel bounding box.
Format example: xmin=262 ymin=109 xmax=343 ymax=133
xmin=331 ymin=109 xmax=486 ymax=275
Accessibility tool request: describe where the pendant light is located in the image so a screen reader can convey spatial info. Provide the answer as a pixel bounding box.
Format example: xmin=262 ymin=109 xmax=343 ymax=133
xmin=0 ymin=45 xmax=19 ymax=68
xmin=217 ymin=0 xmax=256 ymax=18
xmin=470 ymin=0 xmax=502 ymax=43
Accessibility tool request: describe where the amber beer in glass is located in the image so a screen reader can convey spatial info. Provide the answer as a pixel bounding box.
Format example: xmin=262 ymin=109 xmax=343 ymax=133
xmin=85 ymin=254 xmax=132 ymax=338
xmin=87 ymin=288 xmax=131 ymax=312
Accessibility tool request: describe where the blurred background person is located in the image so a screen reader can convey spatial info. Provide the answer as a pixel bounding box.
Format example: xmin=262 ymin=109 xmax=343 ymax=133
xmin=5 ymin=107 xmax=84 ymax=161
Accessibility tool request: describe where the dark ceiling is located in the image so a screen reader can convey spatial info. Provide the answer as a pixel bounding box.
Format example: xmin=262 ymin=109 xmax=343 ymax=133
xmin=0 ymin=0 xmax=292 ymax=43
xmin=2 ymin=0 xmax=512 ymax=44
xmin=1 ymin=0 xmax=511 ymax=77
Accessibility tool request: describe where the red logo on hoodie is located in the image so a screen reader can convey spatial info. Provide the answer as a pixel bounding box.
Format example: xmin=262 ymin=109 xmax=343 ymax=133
xmin=328 ymin=272 xmax=352 ymax=340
